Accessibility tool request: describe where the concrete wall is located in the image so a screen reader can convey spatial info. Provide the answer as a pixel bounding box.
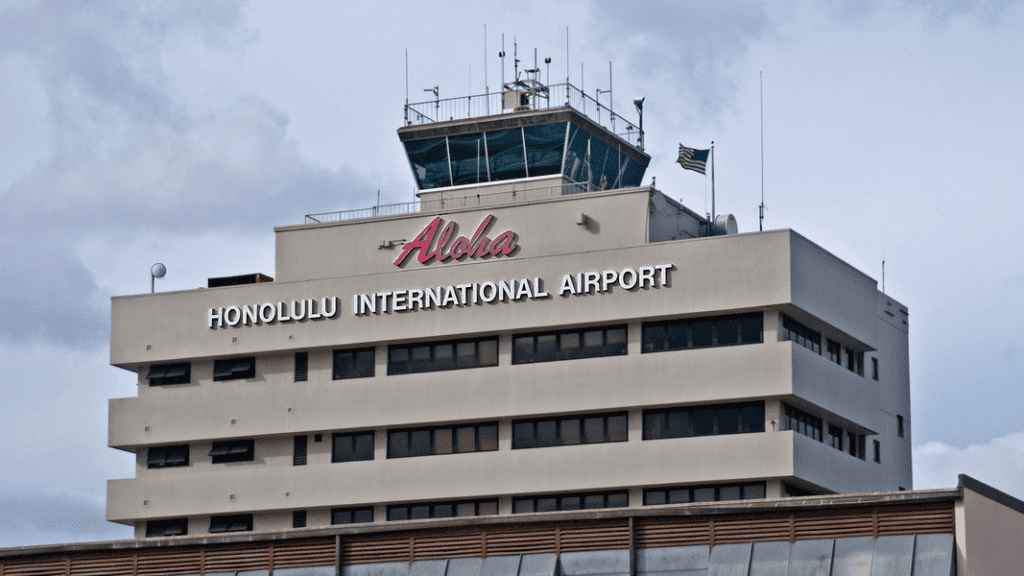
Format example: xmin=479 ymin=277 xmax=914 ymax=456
xmin=112 ymin=229 xmax=798 ymax=367
xmin=108 ymin=431 xmax=793 ymax=523
xmin=956 ymin=483 xmax=1024 ymax=576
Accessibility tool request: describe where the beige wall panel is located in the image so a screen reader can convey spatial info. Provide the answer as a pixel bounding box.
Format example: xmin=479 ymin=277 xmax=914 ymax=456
xmin=112 ymin=230 xmax=797 ymax=367
xmin=791 ymin=432 xmax=883 ymax=493
xmin=789 ymin=233 xmax=879 ymax=346
xmin=958 ymin=488 xmax=1024 ymax=576
xmin=275 ymin=188 xmax=651 ymax=282
xmin=107 ymin=432 xmax=792 ymax=522
xmin=790 ymin=342 xmax=881 ymax=432
xmin=111 ymin=342 xmax=794 ymax=447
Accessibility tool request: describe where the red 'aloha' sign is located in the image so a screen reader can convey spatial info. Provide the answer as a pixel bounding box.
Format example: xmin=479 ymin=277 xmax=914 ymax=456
xmin=394 ymin=214 xmax=518 ymax=266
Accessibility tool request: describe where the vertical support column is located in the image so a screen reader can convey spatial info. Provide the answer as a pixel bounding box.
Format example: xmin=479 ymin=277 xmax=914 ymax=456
xmin=498 ymin=333 xmax=513 ymax=367
xmin=763 ymin=309 xmax=780 ymax=342
xmin=628 ymin=516 xmax=637 ymax=576
xmin=335 ymin=534 xmax=343 ymax=576
xmin=376 ymin=343 xmax=388 ymax=379
xmin=627 ymin=320 xmax=643 ymax=356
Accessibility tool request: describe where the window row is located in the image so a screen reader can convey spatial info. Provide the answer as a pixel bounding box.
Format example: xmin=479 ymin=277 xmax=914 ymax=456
xmin=827 ymin=425 xmax=868 ymax=460
xmin=512 ymin=491 xmax=629 ymax=514
xmin=148 ymin=441 xmax=254 ymax=468
xmin=148 ymin=403 xmax=772 ymax=470
xmin=388 ymin=423 xmax=498 ymax=458
xmin=782 ymin=403 xmax=823 ymax=442
xmin=146 ymin=479 xmax=784 ymax=537
xmin=512 ymin=413 xmax=627 ymax=449
xmin=148 ymin=313 xmax=769 ymax=387
xmin=387 ymin=499 xmax=499 ymax=521
xmin=784 ymin=403 xmax=880 ymax=464
xmin=512 ymin=326 xmax=627 ymax=365
xmin=784 ymin=315 xmax=874 ymax=379
xmin=643 ymin=482 xmax=766 ymax=505
xmin=643 ymin=403 xmax=764 ymax=440
xmin=388 ymin=338 xmax=498 ymax=375
xmin=642 ymin=313 xmax=763 ymax=353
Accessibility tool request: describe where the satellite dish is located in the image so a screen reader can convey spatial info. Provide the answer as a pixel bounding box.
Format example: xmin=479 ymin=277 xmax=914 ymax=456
xmin=151 ymin=263 xmax=166 ymax=293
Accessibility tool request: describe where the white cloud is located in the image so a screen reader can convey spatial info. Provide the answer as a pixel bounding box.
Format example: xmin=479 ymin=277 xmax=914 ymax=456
xmin=914 ymin=434 xmax=1024 ymax=500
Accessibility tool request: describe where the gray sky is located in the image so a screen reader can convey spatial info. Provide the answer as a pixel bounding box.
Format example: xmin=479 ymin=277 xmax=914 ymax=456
xmin=2 ymin=0 xmax=1023 ymax=547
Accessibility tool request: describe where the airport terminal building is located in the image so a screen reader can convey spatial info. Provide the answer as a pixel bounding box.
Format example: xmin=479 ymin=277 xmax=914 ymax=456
xmin=104 ymin=82 xmax=914 ymax=539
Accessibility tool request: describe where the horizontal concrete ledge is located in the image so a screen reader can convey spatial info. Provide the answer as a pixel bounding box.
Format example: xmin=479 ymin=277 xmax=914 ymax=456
xmin=3 ymin=487 xmax=960 ymax=558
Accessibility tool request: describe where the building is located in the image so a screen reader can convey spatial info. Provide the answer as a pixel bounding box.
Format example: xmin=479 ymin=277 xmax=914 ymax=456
xmin=4 ymin=475 xmax=1023 ymax=575
xmin=105 ymin=77 xmax=912 ymax=540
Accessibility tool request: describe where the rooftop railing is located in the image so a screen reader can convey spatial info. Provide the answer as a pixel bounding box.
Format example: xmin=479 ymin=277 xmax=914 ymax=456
xmin=305 ymin=181 xmax=591 ymax=225
xmin=404 ymin=83 xmax=644 ymax=151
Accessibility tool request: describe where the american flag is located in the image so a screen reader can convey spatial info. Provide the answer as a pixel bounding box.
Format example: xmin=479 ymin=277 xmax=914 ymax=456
xmin=677 ymin=144 xmax=710 ymax=174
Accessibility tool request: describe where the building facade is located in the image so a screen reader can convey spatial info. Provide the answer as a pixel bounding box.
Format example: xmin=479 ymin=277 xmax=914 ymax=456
xmin=106 ymin=86 xmax=912 ymax=539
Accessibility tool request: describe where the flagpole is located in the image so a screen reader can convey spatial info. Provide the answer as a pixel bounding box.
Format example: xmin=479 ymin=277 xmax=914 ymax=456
xmin=710 ymin=141 xmax=715 ymax=223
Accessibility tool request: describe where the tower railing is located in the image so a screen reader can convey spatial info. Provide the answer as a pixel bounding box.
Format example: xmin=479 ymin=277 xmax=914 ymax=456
xmin=404 ymin=83 xmax=643 ymax=151
xmin=305 ymin=181 xmax=591 ymax=225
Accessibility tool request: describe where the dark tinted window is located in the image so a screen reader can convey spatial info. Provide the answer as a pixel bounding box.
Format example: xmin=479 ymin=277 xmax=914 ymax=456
xmin=513 ymin=325 xmax=627 ymax=365
xmin=147 ymin=362 xmax=191 ymax=386
xmin=512 ymin=491 xmax=628 ymax=514
xmin=643 ymin=313 xmax=763 ymax=354
xmin=147 ymin=445 xmax=189 ymax=469
xmin=387 ymin=500 xmax=498 ymax=521
xmin=145 ymin=518 xmax=188 ymax=538
xmin=389 ymin=423 xmax=498 ymax=458
xmin=513 ymin=413 xmax=629 ymax=449
xmin=389 ymin=338 xmax=497 ymax=375
xmin=209 ymin=514 xmax=252 ymax=533
xmin=212 ymin=357 xmax=255 ymax=381
xmin=209 ymin=439 xmax=254 ymax=463
xmin=294 ymin=352 xmax=308 ymax=382
xmin=645 ymin=483 xmax=767 ymax=504
xmin=781 ymin=315 xmax=821 ymax=354
xmin=332 ymin=507 xmax=374 ymax=525
xmin=334 ymin=348 xmax=375 ymax=380
xmin=333 ymin=432 xmax=375 ymax=463
xmin=404 ymin=137 xmax=451 ymax=190
xmin=643 ymin=403 xmax=765 ymax=440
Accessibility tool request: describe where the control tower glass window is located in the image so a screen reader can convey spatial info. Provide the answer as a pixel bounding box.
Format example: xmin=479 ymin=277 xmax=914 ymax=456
xmin=404 ymin=137 xmax=451 ymax=189
xmin=486 ymin=128 xmax=528 ymax=181
xmin=523 ymin=123 xmax=567 ymax=178
xmin=448 ymin=133 xmax=489 ymax=186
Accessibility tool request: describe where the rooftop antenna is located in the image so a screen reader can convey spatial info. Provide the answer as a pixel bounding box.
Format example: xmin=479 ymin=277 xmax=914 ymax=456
xmin=499 ymin=34 xmax=505 ymax=89
xmin=544 ymin=57 xmax=551 ymax=87
xmin=404 ymin=49 xmax=409 ymax=125
xmin=633 ymin=97 xmax=644 ymax=151
xmin=484 ymin=25 xmax=489 ymax=115
xmin=602 ymin=60 xmax=610 ymax=123
xmin=514 ymin=37 xmax=520 ymax=81
xmin=565 ymin=27 xmax=570 ymax=105
xmin=151 ymin=263 xmax=166 ymax=294
xmin=759 ymin=71 xmax=766 ymax=231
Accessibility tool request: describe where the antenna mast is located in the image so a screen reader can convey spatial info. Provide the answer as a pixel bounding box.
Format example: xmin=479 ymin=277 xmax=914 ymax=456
xmin=759 ymin=71 xmax=765 ymax=231
xmin=404 ymin=49 xmax=409 ymax=125
xmin=484 ymin=25 xmax=489 ymax=115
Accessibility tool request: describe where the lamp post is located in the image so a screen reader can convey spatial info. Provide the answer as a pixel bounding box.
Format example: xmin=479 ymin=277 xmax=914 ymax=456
xmin=151 ymin=263 xmax=166 ymax=294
